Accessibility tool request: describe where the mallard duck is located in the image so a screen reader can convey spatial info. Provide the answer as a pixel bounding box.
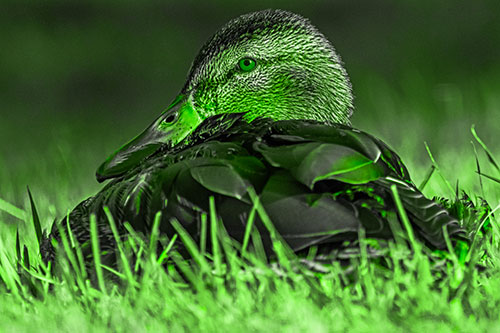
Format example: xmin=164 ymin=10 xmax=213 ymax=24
xmin=42 ymin=9 xmax=466 ymax=265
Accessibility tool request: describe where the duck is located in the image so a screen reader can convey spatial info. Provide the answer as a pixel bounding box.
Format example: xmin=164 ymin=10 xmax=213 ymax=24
xmin=41 ymin=9 xmax=466 ymax=266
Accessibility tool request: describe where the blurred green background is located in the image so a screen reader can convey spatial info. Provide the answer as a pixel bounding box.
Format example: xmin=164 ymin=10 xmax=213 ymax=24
xmin=1 ymin=0 xmax=499 ymax=220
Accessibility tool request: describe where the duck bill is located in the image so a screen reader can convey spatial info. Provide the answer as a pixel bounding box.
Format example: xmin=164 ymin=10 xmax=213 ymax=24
xmin=96 ymin=94 xmax=203 ymax=182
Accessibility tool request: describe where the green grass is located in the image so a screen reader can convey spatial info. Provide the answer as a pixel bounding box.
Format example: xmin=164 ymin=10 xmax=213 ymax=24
xmin=0 ymin=74 xmax=499 ymax=332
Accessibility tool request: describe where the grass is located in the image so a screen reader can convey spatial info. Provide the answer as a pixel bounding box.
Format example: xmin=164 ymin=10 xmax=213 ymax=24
xmin=0 ymin=75 xmax=499 ymax=332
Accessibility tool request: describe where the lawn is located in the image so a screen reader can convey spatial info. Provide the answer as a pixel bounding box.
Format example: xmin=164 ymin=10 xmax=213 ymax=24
xmin=1 ymin=1 xmax=500 ymax=332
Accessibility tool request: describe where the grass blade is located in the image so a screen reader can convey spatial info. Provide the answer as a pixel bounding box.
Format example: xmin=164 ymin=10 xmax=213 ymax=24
xmin=90 ymin=213 xmax=106 ymax=294
xmin=358 ymin=227 xmax=375 ymax=303
xmin=471 ymin=141 xmax=485 ymax=198
xmin=247 ymin=187 xmax=294 ymax=270
xmin=65 ymin=213 xmax=88 ymax=281
xmin=157 ymin=233 xmax=178 ymax=265
xmin=149 ymin=211 xmax=162 ymax=261
xmin=209 ymin=196 xmax=222 ymax=276
xmin=56 ymin=220 xmax=86 ymax=291
xmin=471 ymin=125 xmax=500 ymax=174
xmin=418 ymin=165 xmax=435 ymax=191
xmin=477 ymin=171 xmax=500 ymax=184
xmin=101 ymin=264 xmax=126 ymax=280
xmin=200 ymin=213 xmax=207 ymax=256
xmin=103 ymin=206 xmax=136 ymax=288
xmin=0 ymin=236 xmax=21 ymax=297
xmin=123 ymin=222 xmax=146 ymax=273
xmin=390 ymin=184 xmax=419 ymax=253
xmin=170 ymin=218 xmax=211 ymax=274
xmin=27 ymin=186 xmax=43 ymax=249
xmin=0 ymin=197 xmax=25 ymax=220
xmin=15 ymin=228 xmax=21 ymax=263
xmin=23 ymin=245 xmax=30 ymax=269
xmin=169 ymin=251 xmax=200 ymax=289
xmin=424 ymin=142 xmax=455 ymax=197
xmin=241 ymin=201 xmax=257 ymax=258
xmin=250 ymin=225 xmax=267 ymax=263
xmin=442 ymin=225 xmax=464 ymax=289
xmin=213 ymin=213 xmax=240 ymax=275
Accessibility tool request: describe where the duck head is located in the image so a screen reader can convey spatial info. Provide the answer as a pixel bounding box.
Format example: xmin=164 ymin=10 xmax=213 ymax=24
xmin=97 ymin=9 xmax=354 ymax=181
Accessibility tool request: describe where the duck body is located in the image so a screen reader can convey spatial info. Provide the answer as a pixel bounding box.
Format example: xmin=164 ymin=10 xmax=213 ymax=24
xmin=41 ymin=114 xmax=465 ymax=264
xmin=41 ymin=9 xmax=467 ymax=264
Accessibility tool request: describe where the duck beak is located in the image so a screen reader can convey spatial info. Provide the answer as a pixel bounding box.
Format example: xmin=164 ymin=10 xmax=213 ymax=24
xmin=96 ymin=94 xmax=203 ymax=182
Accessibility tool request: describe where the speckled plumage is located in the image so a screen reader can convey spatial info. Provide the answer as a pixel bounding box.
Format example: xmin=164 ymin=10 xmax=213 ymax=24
xmin=185 ymin=9 xmax=353 ymax=124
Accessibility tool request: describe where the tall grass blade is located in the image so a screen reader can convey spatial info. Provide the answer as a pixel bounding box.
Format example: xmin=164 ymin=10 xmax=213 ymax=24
xmin=134 ymin=245 xmax=144 ymax=273
xmin=90 ymin=213 xmax=106 ymax=294
xmin=15 ymin=229 xmax=21 ymax=263
xmin=247 ymin=187 xmax=294 ymax=270
xmin=442 ymin=225 xmax=464 ymax=289
xmin=241 ymin=202 xmax=257 ymax=258
xmin=65 ymin=213 xmax=88 ymax=281
xmin=209 ymin=196 xmax=222 ymax=276
xmin=0 ymin=197 xmax=25 ymax=220
xmin=200 ymin=213 xmax=207 ymax=256
xmin=170 ymin=218 xmax=211 ymax=274
xmin=101 ymin=264 xmax=126 ymax=280
xmin=306 ymin=245 xmax=318 ymax=262
xmin=418 ymin=165 xmax=435 ymax=191
xmin=103 ymin=206 xmax=136 ymax=287
xmin=56 ymin=221 xmax=86 ymax=291
xmin=471 ymin=141 xmax=485 ymax=198
xmin=123 ymin=222 xmax=146 ymax=273
xmin=0 ymin=237 xmax=21 ymax=297
xmin=358 ymin=227 xmax=375 ymax=302
xmin=149 ymin=211 xmax=162 ymax=261
xmin=250 ymin=226 xmax=267 ymax=264
xmin=390 ymin=184 xmax=419 ymax=253
xmin=170 ymin=251 xmax=201 ymax=289
xmin=214 ymin=213 xmax=240 ymax=275
xmin=477 ymin=171 xmax=500 ymax=184
xmin=424 ymin=142 xmax=455 ymax=196
xmin=20 ymin=264 xmax=56 ymax=285
xmin=157 ymin=233 xmax=177 ymax=265
xmin=123 ymin=222 xmax=142 ymax=250
xmin=471 ymin=125 xmax=500 ymax=174
xmin=65 ymin=212 xmax=75 ymax=247
xmin=27 ymin=186 xmax=43 ymax=249
xmin=23 ymin=245 xmax=30 ymax=269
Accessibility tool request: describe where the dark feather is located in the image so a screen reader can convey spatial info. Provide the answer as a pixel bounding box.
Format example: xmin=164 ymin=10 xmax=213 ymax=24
xmin=42 ymin=117 xmax=467 ymax=264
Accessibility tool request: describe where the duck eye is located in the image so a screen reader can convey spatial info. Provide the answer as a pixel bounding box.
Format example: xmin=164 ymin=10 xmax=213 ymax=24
xmin=163 ymin=112 xmax=179 ymax=124
xmin=238 ymin=57 xmax=256 ymax=72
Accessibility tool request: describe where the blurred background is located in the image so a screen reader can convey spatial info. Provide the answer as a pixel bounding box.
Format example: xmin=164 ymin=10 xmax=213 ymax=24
xmin=1 ymin=0 xmax=499 ymax=221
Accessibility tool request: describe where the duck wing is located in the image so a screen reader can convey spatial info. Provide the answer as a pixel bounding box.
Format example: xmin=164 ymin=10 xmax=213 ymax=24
xmin=42 ymin=117 xmax=466 ymax=263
